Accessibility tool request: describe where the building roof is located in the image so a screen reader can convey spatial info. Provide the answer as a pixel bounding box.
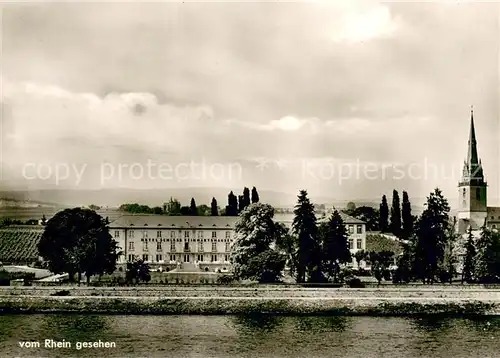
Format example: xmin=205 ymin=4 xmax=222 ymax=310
xmin=109 ymin=214 xmax=239 ymax=228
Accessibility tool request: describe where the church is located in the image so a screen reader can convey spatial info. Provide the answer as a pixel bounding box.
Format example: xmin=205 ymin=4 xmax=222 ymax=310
xmin=457 ymin=108 xmax=500 ymax=235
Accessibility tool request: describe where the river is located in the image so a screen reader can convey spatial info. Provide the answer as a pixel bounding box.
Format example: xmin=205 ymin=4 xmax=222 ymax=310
xmin=1 ymin=314 xmax=500 ymax=357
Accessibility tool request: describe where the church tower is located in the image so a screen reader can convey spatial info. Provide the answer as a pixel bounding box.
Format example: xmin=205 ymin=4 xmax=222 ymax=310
xmin=457 ymin=107 xmax=487 ymax=232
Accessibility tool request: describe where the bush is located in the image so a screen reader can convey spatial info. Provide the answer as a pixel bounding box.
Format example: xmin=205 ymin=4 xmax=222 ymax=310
xmin=217 ymin=275 xmax=235 ymax=285
xmin=355 ymin=268 xmax=371 ymax=277
xmin=347 ymin=278 xmax=365 ymax=288
xmin=51 ymin=290 xmax=70 ymax=296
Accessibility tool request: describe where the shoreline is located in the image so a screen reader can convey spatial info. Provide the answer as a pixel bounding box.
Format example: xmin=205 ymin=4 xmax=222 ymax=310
xmin=1 ymin=294 xmax=500 ymax=316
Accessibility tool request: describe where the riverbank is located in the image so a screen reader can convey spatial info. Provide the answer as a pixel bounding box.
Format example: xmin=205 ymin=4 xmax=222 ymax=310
xmin=2 ymin=287 xmax=500 ymax=315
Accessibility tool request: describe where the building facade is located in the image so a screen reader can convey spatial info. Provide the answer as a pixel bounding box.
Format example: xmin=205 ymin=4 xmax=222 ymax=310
xmin=457 ymin=108 xmax=500 ymax=234
xmin=109 ymin=212 xmax=367 ymax=271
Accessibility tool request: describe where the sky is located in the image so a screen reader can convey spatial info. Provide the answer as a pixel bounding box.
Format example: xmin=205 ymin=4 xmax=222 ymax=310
xmin=0 ymin=1 xmax=499 ymax=206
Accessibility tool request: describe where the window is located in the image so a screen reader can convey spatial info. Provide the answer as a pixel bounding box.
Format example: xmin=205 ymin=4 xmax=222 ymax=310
xmin=129 ymin=242 xmax=135 ymax=251
xmin=114 ymin=231 xmax=120 ymax=238
xmin=348 ymin=225 xmax=354 ymax=234
xmin=157 ymin=241 xmax=162 ymax=251
xmin=156 ymin=254 xmax=163 ymax=262
xmin=198 ymin=231 xmax=204 ymax=239
xmin=157 ymin=231 xmax=162 ymax=238
xmin=225 ymin=255 xmax=229 ymax=262
xmin=183 ymin=254 xmax=190 ymax=262
xmin=225 ymin=231 xmax=231 ymax=239
xmin=476 ymin=188 xmax=481 ymax=201
xmin=184 ymin=242 xmax=190 ymax=251
xmin=170 ymin=254 xmax=176 ymax=261
xmin=348 ymin=239 xmax=353 ymax=250
xmin=493 ymin=225 xmax=497 ymax=229
xmin=197 ymin=254 xmax=203 ymax=262
xmin=170 ymin=231 xmax=175 ymax=239
xmin=170 ymin=240 xmax=176 ymax=252
xmin=142 ymin=254 xmax=149 ymax=261
xmin=463 ymin=188 xmax=466 ymax=198
xmin=184 ymin=231 xmax=190 ymax=239
xmin=212 ymin=242 xmax=217 ymax=252
xmin=356 ymin=225 xmax=362 ymax=234
xmin=357 ymin=239 xmax=362 ymax=250
xmin=225 ymin=242 xmax=231 ymax=252
xmin=198 ymin=241 xmax=204 ymax=252
xmin=129 ymin=231 xmax=134 ymax=238
xmin=211 ymin=254 xmax=217 ymax=262
xmin=143 ymin=230 xmax=148 ymax=238
xmin=143 ymin=241 xmax=148 ymax=251
xmin=128 ymin=254 xmax=135 ymax=262
xmin=212 ymin=231 xmax=217 ymax=238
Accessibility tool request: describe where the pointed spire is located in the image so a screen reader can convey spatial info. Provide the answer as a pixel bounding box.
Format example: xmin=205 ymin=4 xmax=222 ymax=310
xmin=467 ymin=105 xmax=478 ymax=166
xmin=461 ymin=105 xmax=484 ymax=184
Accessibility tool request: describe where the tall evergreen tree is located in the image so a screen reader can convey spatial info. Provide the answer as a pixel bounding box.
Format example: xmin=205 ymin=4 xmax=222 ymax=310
xmin=243 ymin=187 xmax=251 ymax=209
xmin=319 ymin=210 xmax=351 ymax=283
xmin=225 ymin=191 xmax=238 ymax=216
xmin=462 ymin=226 xmax=476 ymax=283
xmin=379 ymin=195 xmax=389 ymax=232
xmin=390 ymin=190 xmax=402 ymax=237
xmin=251 ymin=186 xmax=260 ymax=203
xmin=189 ymin=198 xmax=198 ymax=215
xmin=291 ymin=190 xmax=319 ymax=283
xmin=210 ymin=198 xmax=218 ymax=216
xmin=238 ymin=195 xmax=245 ymax=213
xmin=414 ymin=188 xmax=450 ymax=284
xmin=401 ymin=191 xmax=413 ymax=240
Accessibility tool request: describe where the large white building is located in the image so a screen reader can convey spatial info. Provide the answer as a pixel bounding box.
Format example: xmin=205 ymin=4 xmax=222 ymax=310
xmin=109 ymin=212 xmax=367 ymax=271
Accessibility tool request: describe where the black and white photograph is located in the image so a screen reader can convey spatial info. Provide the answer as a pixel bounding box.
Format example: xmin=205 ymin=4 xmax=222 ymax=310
xmin=0 ymin=1 xmax=499 ymax=357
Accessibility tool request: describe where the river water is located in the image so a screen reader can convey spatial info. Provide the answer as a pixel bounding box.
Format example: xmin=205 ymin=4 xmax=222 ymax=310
xmin=1 ymin=314 xmax=500 ymax=357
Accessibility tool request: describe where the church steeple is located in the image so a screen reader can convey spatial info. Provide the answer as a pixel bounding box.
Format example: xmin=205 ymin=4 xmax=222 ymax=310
xmin=462 ymin=106 xmax=484 ymax=184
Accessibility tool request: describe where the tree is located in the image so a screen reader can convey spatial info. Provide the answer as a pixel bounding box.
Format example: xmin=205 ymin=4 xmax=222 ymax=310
xmin=197 ymin=204 xmax=210 ymax=216
xmin=354 ymin=250 xmax=366 ymax=268
xmin=379 ymin=195 xmax=389 ymax=232
xmin=251 ymin=187 xmax=260 ymax=203
xmin=180 ymin=206 xmax=191 ymax=215
xmin=230 ymin=203 xmax=286 ymax=283
xmin=319 ymin=210 xmax=352 ymax=283
xmin=88 ymin=204 xmax=100 ymax=211
xmin=401 ymin=191 xmax=413 ymax=240
xmin=211 ymin=198 xmax=218 ymax=216
xmin=439 ymin=216 xmax=460 ymax=284
xmin=345 ymin=202 xmax=356 ymax=214
xmin=226 ymin=191 xmax=238 ymax=216
xmin=390 ymin=190 xmax=402 ymax=237
xmin=474 ymin=227 xmax=500 ymax=283
xmin=125 ymin=259 xmax=151 ymax=284
xmin=462 ymin=226 xmax=476 ymax=283
xmin=291 ymin=190 xmax=319 ymax=283
xmin=189 ymin=198 xmax=198 ymax=215
xmin=164 ymin=197 xmax=182 ymax=215
xmin=152 ymin=206 xmax=163 ymax=215
xmin=414 ymin=188 xmax=450 ymax=284
xmin=38 ymin=208 xmax=119 ymax=284
xmin=243 ymin=187 xmax=251 ymax=209
xmin=238 ymin=195 xmax=245 ymax=213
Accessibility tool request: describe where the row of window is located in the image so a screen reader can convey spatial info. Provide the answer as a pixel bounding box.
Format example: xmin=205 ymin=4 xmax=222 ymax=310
xmin=139 ymin=238 xmax=232 ymax=243
xmin=348 ymin=225 xmax=363 ymax=234
xmin=348 ymin=238 xmax=364 ymax=250
xmin=128 ymin=241 xmax=231 ymax=252
xmin=127 ymin=254 xmax=230 ymax=263
xmin=115 ymin=230 xmax=232 ymax=239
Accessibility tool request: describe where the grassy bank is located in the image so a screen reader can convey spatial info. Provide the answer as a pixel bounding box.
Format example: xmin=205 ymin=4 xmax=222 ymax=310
xmin=0 ymin=296 xmax=498 ymax=316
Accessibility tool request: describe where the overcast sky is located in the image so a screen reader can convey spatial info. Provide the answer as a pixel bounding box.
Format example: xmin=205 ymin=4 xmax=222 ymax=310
xmin=1 ymin=1 xmax=499 ymax=205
